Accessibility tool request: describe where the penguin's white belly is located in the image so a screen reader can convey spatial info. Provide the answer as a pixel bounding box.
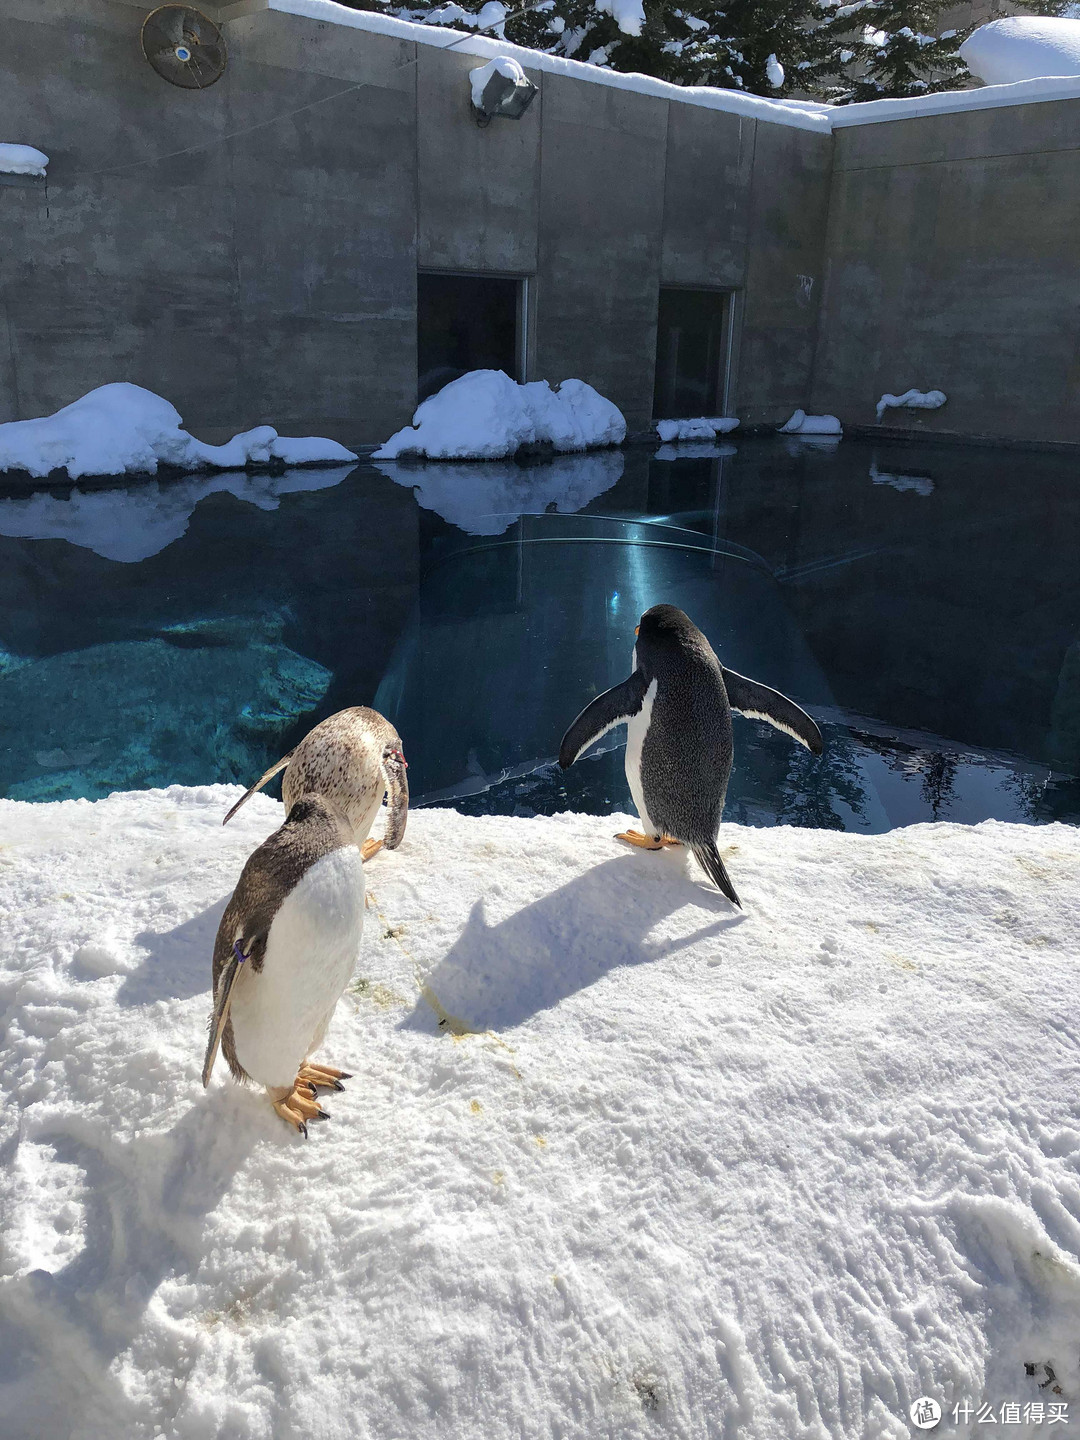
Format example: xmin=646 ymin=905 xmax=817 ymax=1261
xmin=625 ymin=678 xmax=659 ymax=834
xmin=230 ymin=846 xmax=364 ymax=1090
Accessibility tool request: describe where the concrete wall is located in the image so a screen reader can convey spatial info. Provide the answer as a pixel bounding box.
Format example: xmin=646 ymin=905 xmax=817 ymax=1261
xmin=5 ymin=0 xmax=1075 ymax=451
xmin=811 ymin=101 xmax=1080 ymax=446
xmin=0 ymin=0 xmax=831 ymax=445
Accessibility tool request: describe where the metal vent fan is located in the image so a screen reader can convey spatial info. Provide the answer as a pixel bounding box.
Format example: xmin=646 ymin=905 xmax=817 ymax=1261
xmin=141 ymin=5 xmax=227 ymax=89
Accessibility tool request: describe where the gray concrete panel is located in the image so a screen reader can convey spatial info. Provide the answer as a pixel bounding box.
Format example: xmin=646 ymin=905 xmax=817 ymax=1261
xmin=417 ymin=47 xmax=541 ymax=275
xmin=812 ymin=137 xmax=1080 ymax=444
xmin=660 ymin=106 xmax=755 ymax=289
xmin=835 ymin=96 xmax=1080 ymax=171
xmin=737 ymin=122 xmax=833 ymax=425
xmin=535 ymin=76 xmax=667 ymax=429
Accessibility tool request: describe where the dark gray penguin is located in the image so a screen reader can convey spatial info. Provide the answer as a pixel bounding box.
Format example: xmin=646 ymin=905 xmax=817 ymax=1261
xmin=558 ymin=603 xmax=823 ymax=906
xmin=223 ymin=706 xmax=408 ymax=862
xmin=203 ymin=794 xmax=364 ymax=1135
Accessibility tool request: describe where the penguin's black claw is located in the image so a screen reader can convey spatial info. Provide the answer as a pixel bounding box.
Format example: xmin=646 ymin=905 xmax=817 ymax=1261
xmin=299 ymin=1121 xmax=308 ymax=1139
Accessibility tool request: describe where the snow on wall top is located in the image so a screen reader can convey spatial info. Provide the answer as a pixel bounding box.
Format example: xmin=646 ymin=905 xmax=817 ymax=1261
xmin=960 ymin=16 xmax=1080 ymax=87
xmin=269 ymin=0 xmax=1080 ymax=132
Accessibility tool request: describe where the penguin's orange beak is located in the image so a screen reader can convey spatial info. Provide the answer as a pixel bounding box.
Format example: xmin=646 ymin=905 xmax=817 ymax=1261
xmin=634 ymin=625 xmax=639 ymax=635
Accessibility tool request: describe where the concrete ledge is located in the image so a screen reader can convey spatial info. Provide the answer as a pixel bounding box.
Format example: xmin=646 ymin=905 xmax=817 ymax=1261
xmin=845 ymin=424 xmax=1080 ymax=454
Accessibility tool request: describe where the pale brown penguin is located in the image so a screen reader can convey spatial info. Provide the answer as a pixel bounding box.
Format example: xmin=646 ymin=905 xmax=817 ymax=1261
xmin=203 ymin=794 xmax=364 ymax=1135
xmin=223 ymin=706 xmax=408 ymax=861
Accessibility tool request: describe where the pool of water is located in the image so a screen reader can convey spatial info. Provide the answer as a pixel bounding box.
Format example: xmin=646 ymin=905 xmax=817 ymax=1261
xmin=1 ymin=435 xmax=1078 ymax=832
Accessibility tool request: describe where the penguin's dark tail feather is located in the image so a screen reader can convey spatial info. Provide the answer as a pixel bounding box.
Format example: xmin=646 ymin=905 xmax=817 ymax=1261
xmin=222 ymin=751 xmax=294 ymax=826
xmin=693 ymin=841 xmax=741 ymax=907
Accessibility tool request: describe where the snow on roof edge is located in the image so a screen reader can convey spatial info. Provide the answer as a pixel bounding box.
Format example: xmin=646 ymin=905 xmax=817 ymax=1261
xmin=266 ymin=0 xmax=1080 ymax=131
xmin=830 ymin=72 xmax=1080 ymax=126
xmin=266 ymin=0 xmax=833 ymax=132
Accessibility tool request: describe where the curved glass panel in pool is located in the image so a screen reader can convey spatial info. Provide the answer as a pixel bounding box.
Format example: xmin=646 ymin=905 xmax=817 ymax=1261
xmin=374 ymin=512 xmax=834 ymax=805
xmin=1 ymin=437 xmax=1078 ymax=830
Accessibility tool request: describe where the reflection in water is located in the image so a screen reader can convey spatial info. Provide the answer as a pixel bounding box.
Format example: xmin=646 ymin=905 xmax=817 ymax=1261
xmin=0 ymin=466 xmax=356 ymax=562
xmin=0 ymin=439 xmax=1078 ymax=830
xmin=373 ymin=450 xmax=623 ymax=536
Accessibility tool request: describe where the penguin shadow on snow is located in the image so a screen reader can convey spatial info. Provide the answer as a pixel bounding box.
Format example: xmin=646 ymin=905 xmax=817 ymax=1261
xmin=400 ymin=848 xmax=745 ymax=1035
xmin=117 ymin=896 xmax=230 ymax=1006
xmin=0 ymin=1086 xmax=268 ymax=1433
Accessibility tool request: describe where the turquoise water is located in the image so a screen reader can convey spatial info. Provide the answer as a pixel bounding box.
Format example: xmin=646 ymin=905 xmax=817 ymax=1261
xmin=1 ymin=437 xmax=1077 ymax=831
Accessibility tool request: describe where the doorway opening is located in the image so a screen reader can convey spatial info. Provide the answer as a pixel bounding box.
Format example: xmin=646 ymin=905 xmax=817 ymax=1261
xmin=417 ymin=271 xmax=527 ymax=404
xmin=652 ymin=288 xmax=732 ymax=419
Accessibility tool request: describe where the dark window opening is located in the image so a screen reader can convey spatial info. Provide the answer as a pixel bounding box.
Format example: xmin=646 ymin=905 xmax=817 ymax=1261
xmin=652 ymin=288 xmax=730 ymax=419
xmin=418 ymin=272 xmax=522 ymax=404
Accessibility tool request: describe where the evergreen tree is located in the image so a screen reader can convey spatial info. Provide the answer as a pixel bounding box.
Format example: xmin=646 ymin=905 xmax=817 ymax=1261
xmin=337 ymin=0 xmax=974 ymax=102
xmin=809 ymin=0 xmax=972 ymax=102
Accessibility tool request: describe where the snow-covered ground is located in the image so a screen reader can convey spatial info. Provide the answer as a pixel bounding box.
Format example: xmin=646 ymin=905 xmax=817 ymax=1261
xmin=0 ymin=383 xmax=356 ymax=482
xmin=2 ymin=787 xmax=1080 ymax=1438
xmin=374 ymin=371 xmax=625 ymax=462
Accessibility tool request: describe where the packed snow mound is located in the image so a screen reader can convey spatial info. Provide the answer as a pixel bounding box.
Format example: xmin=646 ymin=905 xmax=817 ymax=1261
xmin=778 ymin=408 xmax=842 ymax=435
xmin=0 ymin=142 xmax=48 ymax=176
xmin=0 ymin=382 xmax=358 ymax=480
xmin=3 ymin=788 xmax=1080 ymax=1438
xmin=654 ymin=416 xmax=739 ymax=442
xmin=961 ymin=17 xmax=1080 ymax=85
xmin=375 ymin=449 xmax=623 ymax=535
xmin=470 ymin=55 xmax=528 ymax=106
xmin=374 ymin=370 xmax=626 ymax=461
xmin=876 ymin=387 xmax=947 ymax=422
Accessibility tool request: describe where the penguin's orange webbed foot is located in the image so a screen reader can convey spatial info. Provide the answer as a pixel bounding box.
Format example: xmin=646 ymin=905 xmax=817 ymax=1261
xmin=272 ymin=1078 xmax=334 ymax=1136
xmin=298 ymin=1062 xmax=351 ymax=1093
xmin=615 ymin=830 xmax=682 ymax=850
xmin=360 ymin=837 xmax=383 ymax=862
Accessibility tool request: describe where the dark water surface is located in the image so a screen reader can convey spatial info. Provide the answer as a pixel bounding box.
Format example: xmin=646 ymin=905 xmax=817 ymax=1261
xmin=1 ymin=436 xmax=1078 ymax=832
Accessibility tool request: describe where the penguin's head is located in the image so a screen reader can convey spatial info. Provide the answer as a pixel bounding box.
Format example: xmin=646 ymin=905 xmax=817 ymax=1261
xmin=634 ymin=604 xmax=705 ymax=672
xmin=284 ymin=792 xmax=352 ymax=840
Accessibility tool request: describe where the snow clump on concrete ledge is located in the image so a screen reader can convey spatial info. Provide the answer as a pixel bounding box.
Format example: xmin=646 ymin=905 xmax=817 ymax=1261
xmin=655 ymin=416 xmax=740 ymax=442
xmin=0 ymin=143 xmax=48 ymax=176
xmin=0 ymin=382 xmax=357 ymax=481
xmin=876 ymin=388 xmax=947 ymax=422
xmin=374 ymin=368 xmax=626 ymax=461
xmin=3 ymin=785 xmax=1080 ymax=1436
xmin=778 ymin=408 xmax=842 ymax=435
xmin=961 ymin=17 xmax=1080 ymax=85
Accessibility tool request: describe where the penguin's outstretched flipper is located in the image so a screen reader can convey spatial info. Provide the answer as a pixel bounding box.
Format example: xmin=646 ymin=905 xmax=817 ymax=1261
xmin=381 ymin=752 xmax=409 ymax=850
xmin=692 ymin=840 xmax=742 ymax=907
xmin=559 ymin=671 xmax=648 ymax=768
xmin=721 ymin=669 xmax=823 ymax=755
xmin=222 ymin=751 xmax=295 ymax=826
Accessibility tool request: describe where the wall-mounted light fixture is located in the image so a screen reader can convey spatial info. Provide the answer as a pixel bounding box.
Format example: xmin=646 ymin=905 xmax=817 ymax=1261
xmin=469 ymin=57 xmax=538 ymax=126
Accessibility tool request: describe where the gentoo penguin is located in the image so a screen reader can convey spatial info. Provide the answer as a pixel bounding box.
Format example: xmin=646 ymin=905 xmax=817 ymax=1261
xmin=223 ymin=706 xmax=408 ymax=861
xmin=558 ymin=604 xmax=823 ymax=905
xmin=203 ymin=794 xmax=364 ymax=1135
